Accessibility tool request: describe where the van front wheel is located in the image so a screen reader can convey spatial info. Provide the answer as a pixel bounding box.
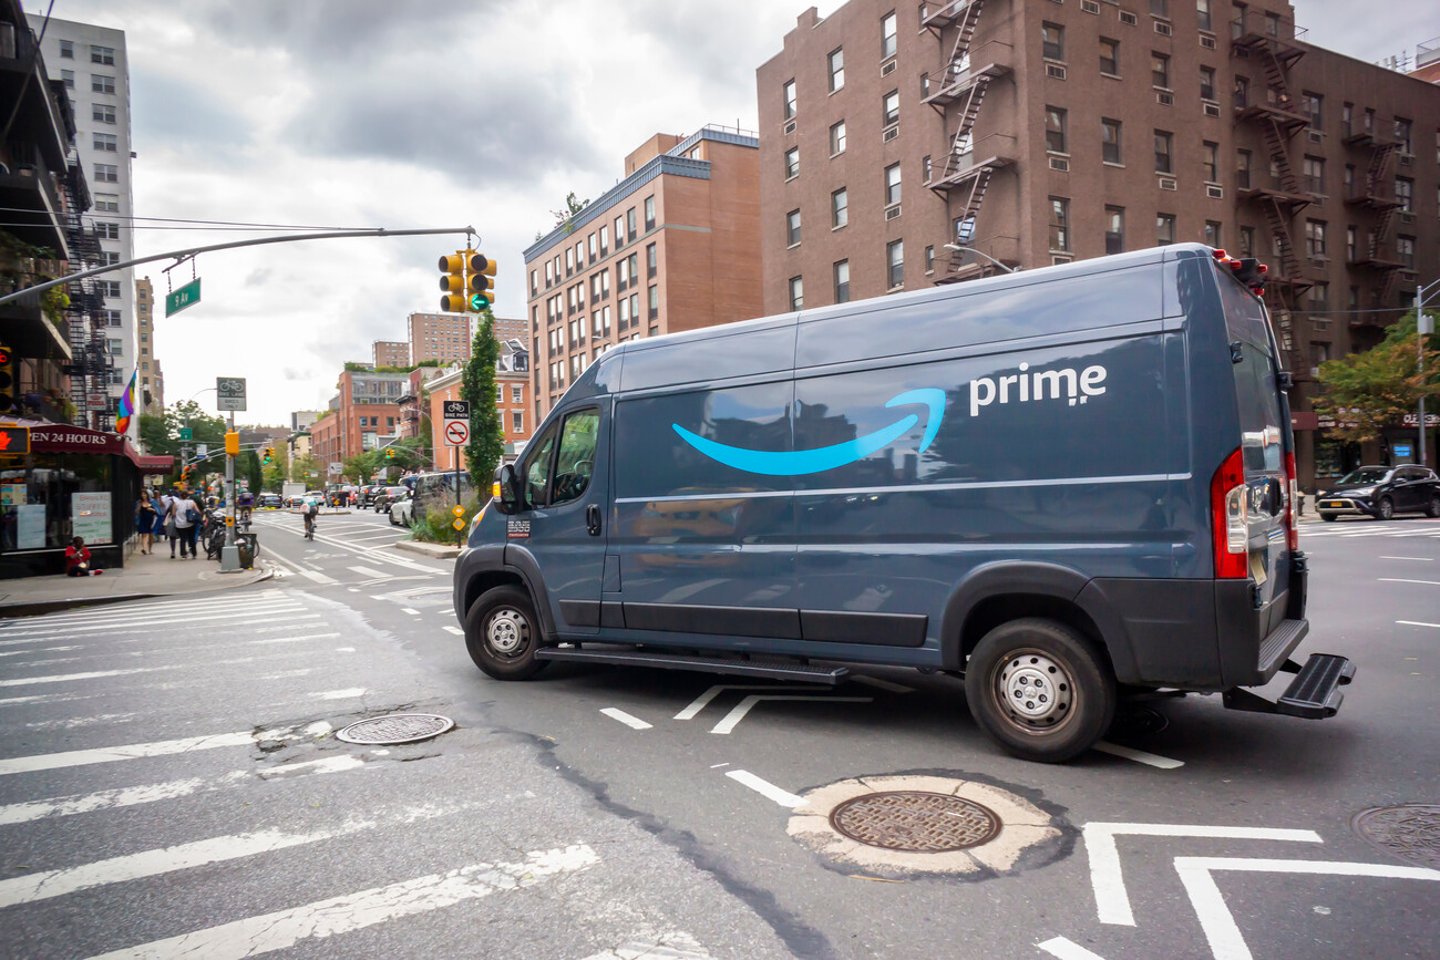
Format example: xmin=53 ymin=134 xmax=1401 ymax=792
xmin=465 ymin=585 xmax=548 ymax=680
xmin=964 ymin=618 xmax=1114 ymax=763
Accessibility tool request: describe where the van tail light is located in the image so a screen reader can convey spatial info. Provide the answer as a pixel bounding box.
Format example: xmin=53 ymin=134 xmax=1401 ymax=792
xmin=1284 ymin=450 xmax=1299 ymax=551
xmin=1210 ymin=447 xmax=1249 ymax=579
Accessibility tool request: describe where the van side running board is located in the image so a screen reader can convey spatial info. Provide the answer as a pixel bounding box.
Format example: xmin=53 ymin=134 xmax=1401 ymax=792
xmin=534 ymin=646 xmax=849 ymax=685
xmin=1222 ymin=653 xmax=1356 ymax=719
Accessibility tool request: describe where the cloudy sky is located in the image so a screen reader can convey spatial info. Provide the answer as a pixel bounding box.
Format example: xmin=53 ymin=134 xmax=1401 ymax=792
xmin=36 ymin=0 xmax=1440 ymax=425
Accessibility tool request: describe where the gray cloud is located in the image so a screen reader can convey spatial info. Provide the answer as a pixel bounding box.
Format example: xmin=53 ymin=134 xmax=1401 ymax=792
xmin=129 ymin=70 xmax=254 ymax=162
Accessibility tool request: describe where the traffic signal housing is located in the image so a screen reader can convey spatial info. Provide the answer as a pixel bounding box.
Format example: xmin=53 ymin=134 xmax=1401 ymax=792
xmin=262 ymin=446 xmax=275 ymax=465
xmin=224 ymin=431 xmax=240 ymax=456
xmin=385 ymin=447 xmax=396 ymax=460
xmin=0 ymin=343 xmax=15 ymax=413
xmin=439 ymin=250 xmax=468 ymax=313
xmin=467 ymin=253 xmax=497 ymax=311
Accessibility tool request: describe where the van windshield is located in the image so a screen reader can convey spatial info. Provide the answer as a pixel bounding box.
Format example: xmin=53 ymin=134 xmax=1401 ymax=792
xmin=1338 ymin=467 xmax=1390 ymax=484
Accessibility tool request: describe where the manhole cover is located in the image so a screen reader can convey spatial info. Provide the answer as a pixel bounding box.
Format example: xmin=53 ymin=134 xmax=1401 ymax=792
xmin=336 ymin=713 xmax=454 ymax=745
xmin=828 ymin=790 xmax=1002 ymax=852
xmin=1353 ymin=804 xmax=1440 ymax=868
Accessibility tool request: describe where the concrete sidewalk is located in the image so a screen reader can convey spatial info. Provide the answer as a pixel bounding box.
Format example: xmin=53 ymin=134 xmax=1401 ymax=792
xmin=0 ymin=547 xmax=273 ymax=618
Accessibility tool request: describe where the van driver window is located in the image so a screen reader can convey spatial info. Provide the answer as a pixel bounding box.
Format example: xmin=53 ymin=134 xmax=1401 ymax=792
xmin=524 ymin=429 xmax=558 ymax=507
xmin=551 ymin=409 xmax=599 ymax=505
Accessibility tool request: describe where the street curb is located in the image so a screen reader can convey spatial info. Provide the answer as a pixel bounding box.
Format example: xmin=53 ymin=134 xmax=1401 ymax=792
xmin=0 ymin=561 xmax=275 ymax=620
xmin=393 ymin=540 xmax=461 ymax=560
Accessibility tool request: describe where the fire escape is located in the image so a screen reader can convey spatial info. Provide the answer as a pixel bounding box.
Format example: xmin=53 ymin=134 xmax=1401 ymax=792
xmin=921 ymin=0 xmax=1015 ymax=282
xmin=1231 ymin=8 xmax=1312 ymax=374
xmin=1342 ymin=116 xmax=1405 ymax=316
xmin=61 ymin=160 xmax=112 ymax=431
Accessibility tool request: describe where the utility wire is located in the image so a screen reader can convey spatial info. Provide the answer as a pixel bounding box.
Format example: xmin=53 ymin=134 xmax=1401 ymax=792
xmin=0 ymin=206 xmax=381 ymax=231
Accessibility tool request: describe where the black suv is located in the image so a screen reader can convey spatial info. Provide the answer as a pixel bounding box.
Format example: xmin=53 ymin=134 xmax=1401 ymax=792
xmin=1317 ymin=465 xmax=1440 ymax=521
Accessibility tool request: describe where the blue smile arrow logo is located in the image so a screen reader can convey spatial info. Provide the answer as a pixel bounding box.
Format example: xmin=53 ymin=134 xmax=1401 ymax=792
xmin=672 ymin=388 xmax=946 ymax=477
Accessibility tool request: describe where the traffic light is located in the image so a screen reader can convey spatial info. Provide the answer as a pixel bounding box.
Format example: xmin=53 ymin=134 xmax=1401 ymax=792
xmin=467 ymin=252 xmax=497 ymax=311
xmin=385 ymin=448 xmax=396 ymax=459
xmin=439 ymin=250 xmax=468 ymax=313
xmin=225 ymin=431 xmax=240 ymax=456
xmin=0 ymin=343 xmax=15 ymax=413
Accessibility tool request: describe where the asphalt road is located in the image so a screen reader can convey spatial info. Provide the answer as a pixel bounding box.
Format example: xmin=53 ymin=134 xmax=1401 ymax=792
xmin=1 ymin=506 xmax=1436 ymax=959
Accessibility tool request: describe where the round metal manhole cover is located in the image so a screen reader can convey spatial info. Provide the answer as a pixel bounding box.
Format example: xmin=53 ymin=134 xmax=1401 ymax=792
xmin=335 ymin=713 xmax=454 ymax=746
xmin=828 ymin=790 xmax=1002 ymax=853
xmin=1352 ymin=804 xmax=1440 ymax=869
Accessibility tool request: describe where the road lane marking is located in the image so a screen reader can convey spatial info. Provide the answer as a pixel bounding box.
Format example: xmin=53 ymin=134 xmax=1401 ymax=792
xmin=442 ymin=626 xmax=464 ymax=635
xmin=347 ymin=565 xmax=388 ymax=578
xmin=0 ymin=666 xmax=176 ymax=689
xmin=80 ymin=844 xmax=599 ymax=960
xmin=674 ymin=684 xmax=823 ymax=720
xmin=0 ymin=730 xmax=254 ymax=776
xmin=0 ymin=599 xmax=304 ymax=634
xmin=0 ymin=755 xmax=366 ymax=825
xmin=1398 ymin=620 xmax=1440 ymax=629
xmin=248 ymin=633 xmax=342 ymax=645
xmin=20 ymin=712 xmax=140 ymax=732
xmin=1082 ymin=822 xmax=1323 ymax=926
xmin=1380 ymin=556 xmax=1432 ymax=561
xmin=1037 ymin=937 xmax=1110 ymax=960
xmin=312 ymin=688 xmax=366 ymax=700
xmin=710 ymin=695 xmax=873 ymax=734
xmin=599 ymin=707 xmax=652 ymax=730
xmin=1378 ymin=578 xmax=1440 ymax=585
xmin=401 ymin=607 xmax=421 ymax=615
xmin=1175 ymin=857 xmax=1440 ymax=960
xmin=0 ymin=592 xmax=290 ymax=628
xmin=0 ymin=802 xmax=474 ymax=909
xmin=725 ymin=770 xmax=806 ymax=808
xmin=1093 ymin=742 xmax=1185 ymax=769
xmin=0 ymin=606 xmax=309 ymax=643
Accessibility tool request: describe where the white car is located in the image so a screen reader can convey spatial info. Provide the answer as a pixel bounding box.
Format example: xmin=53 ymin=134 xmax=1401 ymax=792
xmin=389 ymin=495 xmax=414 ymax=526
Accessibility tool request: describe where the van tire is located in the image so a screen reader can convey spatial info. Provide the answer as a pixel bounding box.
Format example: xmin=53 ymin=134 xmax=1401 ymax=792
xmin=465 ymin=585 xmax=548 ymax=681
xmin=964 ymin=618 xmax=1115 ymax=764
xmin=1377 ymin=497 xmax=1395 ymax=521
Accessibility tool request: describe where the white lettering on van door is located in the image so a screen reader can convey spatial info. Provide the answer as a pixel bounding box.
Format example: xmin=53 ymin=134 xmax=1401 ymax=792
xmin=969 ymin=364 xmax=1107 ymax=418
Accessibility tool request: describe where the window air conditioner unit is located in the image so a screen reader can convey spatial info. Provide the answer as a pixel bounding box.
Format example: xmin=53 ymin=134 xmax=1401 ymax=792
xmin=1399 ymin=153 xmax=1414 ymax=166
xmin=1120 ymin=11 xmax=1138 ymax=25
xmin=1207 ymin=184 xmax=1225 ymax=199
xmin=1159 ymin=177 xmax=1178 ymax=190
xmin=783 ymin=121 xmax=796 ymax=135
xmin=1307 ymin=130 xmax=1323 ymax=144
xmin=1046 ymin=63 xmax=1067 ymax=80
xmin=1200 ymin=35 xmax=1217 ymax=49
xmin=1049 ymin=156 xmax=1070 ymax=172
xmin=885 ymin=204 xmax=902 ymax=221
xmin=1154 ymin=20 xmax=1172 ymax=35
xmin=883 ymin=124 xmax=900 ymax=142
xmin=1203 ymin=101 xmax=1221 ymax=117
xmin=881 ymin=59 xmax=897 ymax=77
xmin=1400 ymin=212 xmax=1416 ymax=224
xmin=1082 ymin=0 xmax=1100 ymax=12
xmin=1157 ymin=91 xmax=1174 ymax=105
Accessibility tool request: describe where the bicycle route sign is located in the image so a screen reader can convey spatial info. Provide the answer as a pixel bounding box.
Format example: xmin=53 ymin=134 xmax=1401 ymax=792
xmin=443 ymin=400 xmax=469 ymax=447
xmin=216 ymin=377 xmax=246 ymax=412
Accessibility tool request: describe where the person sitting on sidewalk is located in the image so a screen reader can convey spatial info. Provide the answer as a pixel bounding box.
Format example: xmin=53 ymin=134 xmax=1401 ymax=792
xmin=64 ymin=537 xmax=104 ymax=576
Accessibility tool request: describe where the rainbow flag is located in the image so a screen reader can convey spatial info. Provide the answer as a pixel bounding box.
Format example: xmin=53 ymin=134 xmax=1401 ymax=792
xmin=115 ymin=368 xmax=137 ymax=434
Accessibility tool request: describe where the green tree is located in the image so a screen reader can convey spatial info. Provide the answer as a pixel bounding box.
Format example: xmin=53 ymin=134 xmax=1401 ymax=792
xmin=138 ymin=412 xmax=176 ymax=457
xmin=462 ymin=311 xmax=504 ymax=487
xmin=550 ymin=191 xmax=590 ymax=234
xmin=1314 ymin=312 xmax=1439 ymax=444
xmin=343 ymin=450 xmax=381 ymax=484
xmin=291 ymin=452 xmax=321 ymax=486
xmin=240 ymin=449 xmax=262 ymax=494
xmin=261 ymin=443 xmax=289 ymax=491
xmin=164 ymin=400 xmax=225 ymax=448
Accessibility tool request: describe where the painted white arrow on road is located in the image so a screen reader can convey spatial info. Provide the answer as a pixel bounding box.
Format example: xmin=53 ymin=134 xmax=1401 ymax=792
xmin=710 ymin=695 xmax=873 ymax=734
xmin=1175 ymin=856 xmax=1440 ymax=960
xmin=1083 ymin=822 xmax=1323 ymax=926
xmin=674 ymin=685 xmax=824 ymax=721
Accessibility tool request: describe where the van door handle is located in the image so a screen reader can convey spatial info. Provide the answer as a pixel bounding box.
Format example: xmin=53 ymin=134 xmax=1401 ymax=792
xmin=586 ymin=504 xmax=602 ymax=536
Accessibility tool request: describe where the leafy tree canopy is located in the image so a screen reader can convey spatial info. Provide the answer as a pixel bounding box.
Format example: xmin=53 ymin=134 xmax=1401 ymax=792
xmin=1313 ymin=311 xmax=1439 ymax=444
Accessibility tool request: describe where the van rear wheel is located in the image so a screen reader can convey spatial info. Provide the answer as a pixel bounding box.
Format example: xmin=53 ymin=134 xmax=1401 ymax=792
xmin=964 ymin=618 xmax=1114 ymax=763
xmin=465 ymin=585 xmax=548 ymax=680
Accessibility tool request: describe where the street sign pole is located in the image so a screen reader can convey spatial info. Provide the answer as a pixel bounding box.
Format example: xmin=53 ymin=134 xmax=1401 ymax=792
xmin=220 ymin=409 xmax=241 ymax=572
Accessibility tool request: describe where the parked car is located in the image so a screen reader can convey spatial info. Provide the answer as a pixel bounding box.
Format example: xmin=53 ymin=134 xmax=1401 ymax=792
xmin=389 ymin=490 xmax=415 ymax=526
xmin=361 ymin=484 xmax=383 ymax=507
xmin=373 ymin=486 xmax=410 ymax=513
xmin=257 ymin=493 xmax=283 ymax=509
xmin=1316 ymin=465 xmax=1440 ymax=521
xmin=454 ymin=244 xmax=1356 ymax=764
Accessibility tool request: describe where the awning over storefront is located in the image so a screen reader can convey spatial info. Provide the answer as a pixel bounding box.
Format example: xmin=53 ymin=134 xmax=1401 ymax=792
xmin=1 ymin=417 xmax=171 ymax=471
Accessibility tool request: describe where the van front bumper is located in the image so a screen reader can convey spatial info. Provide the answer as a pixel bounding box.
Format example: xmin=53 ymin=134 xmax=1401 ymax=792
xmin=1315 ymin=496 xmax=1375 ymax=516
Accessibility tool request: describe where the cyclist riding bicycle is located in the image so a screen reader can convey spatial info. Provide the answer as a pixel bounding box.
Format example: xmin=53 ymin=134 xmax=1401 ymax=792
xmin=302 ymin=496 xmax=319 ymax=540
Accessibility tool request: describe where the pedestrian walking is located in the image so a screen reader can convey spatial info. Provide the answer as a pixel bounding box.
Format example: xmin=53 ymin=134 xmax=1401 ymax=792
xmin=135 ymin=490 xmax=157 ymax=555
xmin=168 ymin=490 xmax=202 ymax=559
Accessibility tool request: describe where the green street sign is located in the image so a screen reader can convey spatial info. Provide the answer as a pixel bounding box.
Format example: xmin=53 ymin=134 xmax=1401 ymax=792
xmin=165 ymin=278 xmax=202 ymax=317
xmin=178 ymin=427 xmax=193 ymax=440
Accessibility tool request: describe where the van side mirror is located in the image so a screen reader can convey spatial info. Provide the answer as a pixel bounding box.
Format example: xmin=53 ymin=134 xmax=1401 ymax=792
xmin=493 ymin=464 xmax=521 ymax=515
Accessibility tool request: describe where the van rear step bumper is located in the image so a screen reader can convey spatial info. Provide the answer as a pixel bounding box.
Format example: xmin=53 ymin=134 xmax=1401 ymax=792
xmin=534 ymin=645 xmax=849 ymax=684
xmin=1222 ymin=653 xmax=1356 ymax=719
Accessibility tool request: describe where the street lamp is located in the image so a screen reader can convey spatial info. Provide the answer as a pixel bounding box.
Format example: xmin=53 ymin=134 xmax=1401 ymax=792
xmin=1416 ymin=278 xmax=1439 ymax=467
xmin=943 ymin=244 xmax=1019 ymax=274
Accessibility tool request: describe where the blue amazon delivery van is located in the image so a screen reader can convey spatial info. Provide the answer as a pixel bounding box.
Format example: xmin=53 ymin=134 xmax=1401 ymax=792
xmin=453 ymin=244 xmax=1354 ymax=762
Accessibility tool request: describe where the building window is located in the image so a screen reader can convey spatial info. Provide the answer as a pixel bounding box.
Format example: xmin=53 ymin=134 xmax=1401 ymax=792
xmin=1196 ymin=0 xmax=1212 ymax=32
xmin=1346 ymin=225 xmax=1358 ymax=261
xmin=833 ymin=260 xmax=850 ymax=303
xmin=91 ymin=44 xmax=115 ymax=65
xmin=832 ymin=188 xmax=848 ymax=228
xmin=783 ymin=79 xmax=797 ymax=119
xmin=93 ymin=132 xmax=118 ymax=152
xmin=94 ymin=163 xmax=118 ymax=183
xmin=99 ymin=280 xmax=120 ymax=298
xmin=643 ymin=195 xmax=655 ymax=231
xmin=1156 ymin=213 xmax=1177 ymax=245
xmin=828 ymin=48 xmax=845 ymax=92
xmin=829 ymin=120 xmax=846 ymax=155
xmin=1151 ymin=52 xmax=1170 ymax=89
xmin=92 ymin=103 xmax=116 ymax=124
xmin=92 ymin=74 xmax=115 ymax=95
xmin=1200 ymin=65 xmax=1216 ymax=101
xmin=882 ymin=89 xmax=900 ymax=127
xmin=1397 ymin=235 xmax=1415 ymax=269
xmin=881 ymin=10 xmax=897 ymax=59
xmin=1394 ymin=117 xmax=1413 ymax=154
xmin=789 ymin=276 xmax=804 ymax=309
xmin=1204 ymin=220 xmax=1221 ymax=247
xmin=1099 ymin=37 xmax=1120 ymax=75
xmin=1396 ymin=177 xmax=1413 ymax=212
xmin=1239 ymin=226 xmax=1255 ymax=256
xmin=785 ymin=147 xmax=799 ymax=179
xmin=96 ymin=221 xmax=120 ymax=240
xmin=1202 ymin=141 xmax=1219 ymax=182
xmin=646 ymin=242 xmax=657 ymax=277
xmin=920 ymin=72 xmax=930 ymax=97
xmin=1150 ymin=0 xmax=1169 ymax=16
xmin=104 ymin=309 xmax=122 ymax=326
xmin=1154 ymin=130 xmax=1173 ymax=173
xmin=512 ymin=385 xmax=523 ymax=403
xmin=512 ymin=411 xmax=523 ymax=433
xmin=1303 ymin=155 xmax=1324 ymax=194
xmin=1233 ymin=75 xmax=1249 ymax=109
xmin=1303 ymin=91 xmax=1322 ymax=129
xmin=1037 ymin=19 xmax=1071 ymax=64
xmin=647 ymin=284 xmax=658 ymax=319
xmin=922 ymin=155 xmax=932 ymax=182
xmin=1236 ymin=149 xmax=1252 ymax=189
xmin=60 ymin=68 xmax=74 ymax=89
xmin=1102 ymin=118 xmax=1122 ymax=163
xmin=925 ymin=245 xmax=935 ymax=273
xmin=99 ymin=251 xmax=120 ymax=266
xmin=786 ymin=209 xmax=802 ymax=246
xmin=1305 ymin=219 xmax=1327 ymax=257
xmin=1045 ymin=106 xmax=1067 ymax=153
xmin=884 ymin=163 xmax=902 ymax=207
xmin=588 ymin=232 xmax=597 ymax=260
xmin=626 ymin=207 xmax=637 ymax=239
xmin=1306 ymin=282 xmax=1329 ymax=312
xmin=58 ymin=39 xmax=73 ymax=58
xmin=1049 ymin=197 xmax=1070 ymax=252
xmin=886 ymin=240 xmax=904 ymax=289
xmin=1105 ymin=206 xmax=1125 ymax=254
xmin=599 ymin=225 xmax=609 ymax=254
xmin=108 ymin=338 xmax=123 ymax=356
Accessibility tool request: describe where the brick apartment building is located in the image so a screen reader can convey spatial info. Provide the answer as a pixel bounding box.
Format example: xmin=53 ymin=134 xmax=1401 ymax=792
xmin=407 ymin=312 xmax=472 ymax=364
xmin=757 ymin=0 xmax=1440 ymax=487
xmin=311 ymin=369 xmax=409 ymax=475
xmin=373 ymin=339 xmax=409 ymax=367
xmin=136 ymin=277 xmax=163 ymax=413
xmin=523 ymin=124 xmax=764 ymax=419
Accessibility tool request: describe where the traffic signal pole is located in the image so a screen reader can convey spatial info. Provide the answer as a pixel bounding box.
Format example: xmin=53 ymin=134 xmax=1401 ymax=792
xmin=220 ymin=411 xmax=241 ymax=572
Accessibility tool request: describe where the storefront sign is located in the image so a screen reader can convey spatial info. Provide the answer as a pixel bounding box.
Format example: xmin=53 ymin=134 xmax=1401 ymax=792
xmin=71 ymin=492 xmax=112 ymax=544
xmin=30 ymin=426 xmax=126 ymax=456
